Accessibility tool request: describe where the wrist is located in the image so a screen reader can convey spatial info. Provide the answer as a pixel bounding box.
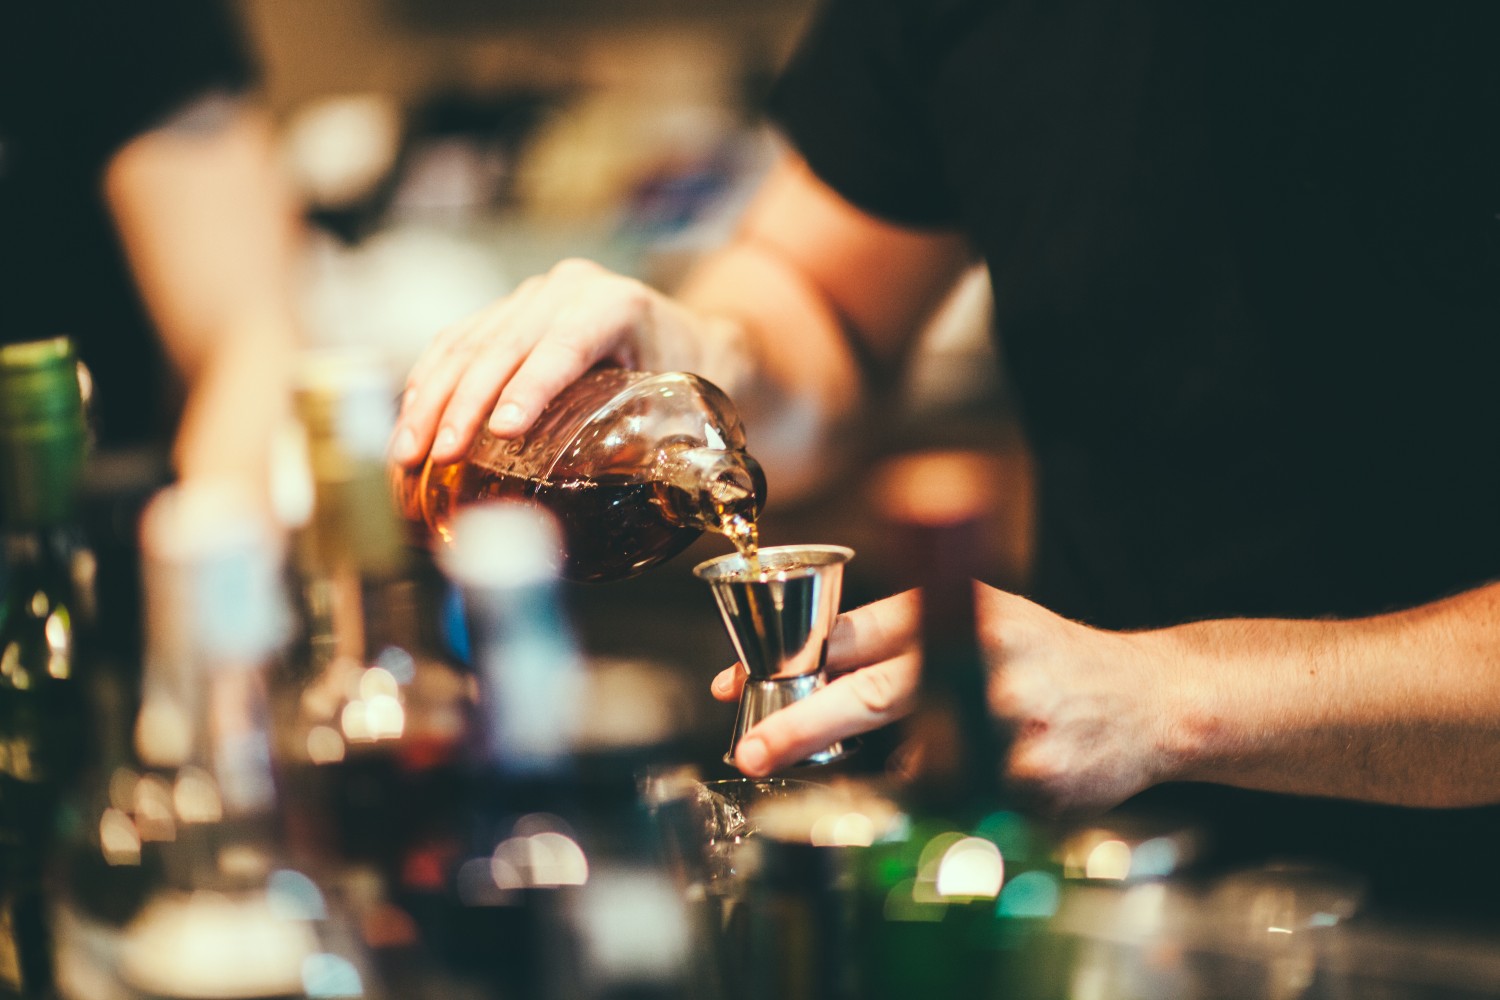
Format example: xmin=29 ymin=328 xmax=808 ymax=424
xmin=1126 ymin=626 xmax=1223 ymax=786
xmin=641 ymin=294 xmax=755 ymax=390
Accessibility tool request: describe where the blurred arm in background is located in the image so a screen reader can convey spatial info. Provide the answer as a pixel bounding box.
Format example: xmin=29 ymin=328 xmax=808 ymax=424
xmin=105 ymin=93 xmax=302 ymax=503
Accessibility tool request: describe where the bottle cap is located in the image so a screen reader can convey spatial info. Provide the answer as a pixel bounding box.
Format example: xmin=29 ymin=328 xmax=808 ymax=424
xmin=0 ymin=336 xmax=88 ymax=525
xmin=0 ymin=336 xmax=87 ymax=430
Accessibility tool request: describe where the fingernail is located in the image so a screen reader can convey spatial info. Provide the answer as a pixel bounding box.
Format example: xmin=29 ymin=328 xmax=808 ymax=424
xmin=390 ymin=427 xmax=418 ymax=462
xmin=434 ymin=427 xmax=457 ymax=455
xmin=736 ymin=737 xmax=769 ymax=775
xmin=711 ymin=670 xmax=733 ymax=695
xmin=489 ymin=403 xmax=525 ymax=434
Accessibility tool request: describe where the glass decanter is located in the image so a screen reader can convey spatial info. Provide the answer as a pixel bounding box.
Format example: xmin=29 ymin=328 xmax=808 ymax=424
xmin=396 ymin=368 xmax=766 ymax=583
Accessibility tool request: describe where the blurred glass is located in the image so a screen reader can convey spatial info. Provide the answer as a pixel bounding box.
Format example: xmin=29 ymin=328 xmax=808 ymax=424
xmin=652 ymin=776 xmax=819 ymax=896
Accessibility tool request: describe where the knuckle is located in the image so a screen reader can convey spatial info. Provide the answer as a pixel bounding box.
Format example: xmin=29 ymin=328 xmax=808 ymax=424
xmin=549 ymin=257 xmax=600 ymax=282
xmin=536 ymin=335 xmax=593 ymax=370
xmin=761 ymin=716 xmax=810 ymax=759
xmin=427 ymin=324 xmax=462 ymax=353
xmin=616 ymin=279 xmax=652 ymax=317
xmin=986 ymin=670 xmax=1022 ymax=718
xmin=987 ymin=612 xmax=1025 ymax=650
xmin=848 ymin=667 xmax=900 ymax=716
xmin=443 ymin=326 xmax=485 ymax=361
xmin=1007 ymin=745 xmax=1064 ymax=800
xmin=779 ymin=714 xmax=814 ymax=749
xmin=446 ymin=375 xmax=492 ymax=411
xmin=507 ymin=275 xmax=545 ymax=304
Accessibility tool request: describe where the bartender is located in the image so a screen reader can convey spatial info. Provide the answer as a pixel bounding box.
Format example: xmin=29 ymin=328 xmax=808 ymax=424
xmin=0 ymin=0 xmax=300 ymax=499
xmin=393 ymin=2 xmax=1500 ymax=916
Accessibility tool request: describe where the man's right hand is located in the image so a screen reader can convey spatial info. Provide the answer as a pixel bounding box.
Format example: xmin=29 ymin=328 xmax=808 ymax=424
xmin=389 ymin=257 xmax=709 ymax=468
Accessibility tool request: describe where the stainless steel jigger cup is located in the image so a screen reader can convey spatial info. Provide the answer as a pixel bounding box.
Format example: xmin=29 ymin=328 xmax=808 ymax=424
xmin=693 ymin=544 xmax=856 ymax=768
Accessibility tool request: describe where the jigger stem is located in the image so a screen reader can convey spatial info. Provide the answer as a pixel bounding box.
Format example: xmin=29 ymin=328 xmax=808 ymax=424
xmin=693 ymin=544 xmax=857 ymax=770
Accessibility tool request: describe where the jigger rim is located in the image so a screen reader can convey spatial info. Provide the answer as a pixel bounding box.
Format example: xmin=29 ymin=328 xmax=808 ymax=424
xmin=692 ymin=543 xmax=855 ymax=584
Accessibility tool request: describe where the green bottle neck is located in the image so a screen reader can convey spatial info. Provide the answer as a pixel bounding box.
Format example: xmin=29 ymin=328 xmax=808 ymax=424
xmin=0 ymin=430 xmax=86 ymax=529
xmin=0 ymin=337 xmax=88 ymax=529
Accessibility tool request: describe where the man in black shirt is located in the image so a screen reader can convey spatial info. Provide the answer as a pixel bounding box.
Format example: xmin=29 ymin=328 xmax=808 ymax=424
xmin=394 ymin=2 xmax=1500 ymax=913
xmin=0 ymin=1 xmax=300 ymax=497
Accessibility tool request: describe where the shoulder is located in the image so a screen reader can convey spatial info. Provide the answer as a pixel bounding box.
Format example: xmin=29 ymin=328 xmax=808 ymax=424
xmin=35 ymin=0 xmax=257 ymax=160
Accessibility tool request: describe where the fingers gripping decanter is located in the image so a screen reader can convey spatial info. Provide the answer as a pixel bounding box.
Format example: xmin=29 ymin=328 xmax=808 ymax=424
xmin=397 ymin=368 xmax=766 ymax=583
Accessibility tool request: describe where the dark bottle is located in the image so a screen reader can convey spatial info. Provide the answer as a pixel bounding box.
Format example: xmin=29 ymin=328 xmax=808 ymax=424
xmin=428 ymin=502 xmax=692 ymax=1000
xmin=395 ymin=367 xmax=766 ymax=582
xmin=275 ymin=352 xmax=469 ymax=901
xmin=79 ymin=482 xmax=378 ymax=1000
xmin=0 ymin=336 xmax=94 ymax=998
xmin=425 ymin=501 xmax=589 ymax=999
xmin=856 ymin=451 xmax=1064 ymax=1000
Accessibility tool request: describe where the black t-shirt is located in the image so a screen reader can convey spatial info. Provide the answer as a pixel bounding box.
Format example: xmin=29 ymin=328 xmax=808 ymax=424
xmin=0 ymin=1 xmax=256 ymax=450
xmin=770 ymin=0 xmax=1500 ymax=917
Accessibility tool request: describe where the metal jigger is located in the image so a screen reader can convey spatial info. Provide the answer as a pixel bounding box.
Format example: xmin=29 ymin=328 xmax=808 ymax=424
xmin=693 ymin=544 xmax=856 ymax=768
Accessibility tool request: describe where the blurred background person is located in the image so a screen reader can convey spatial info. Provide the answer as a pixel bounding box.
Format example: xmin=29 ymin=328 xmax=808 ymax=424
xmin=389 ymin=0 xmax=1500 ymax=920
xmin=0 ymin=0 xmax=302 ymax=501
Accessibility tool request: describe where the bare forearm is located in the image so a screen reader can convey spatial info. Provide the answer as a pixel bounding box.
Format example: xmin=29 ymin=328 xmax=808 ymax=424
xmin=674 ymin=240 xmax=863 ymax=500
xmin=1152 ymin=583 xmax=1500 ymax=807
xmin=673 ymin=154 xmax=971 ymax=500
xmin=105 ymin=98 xmax=301 ymax=497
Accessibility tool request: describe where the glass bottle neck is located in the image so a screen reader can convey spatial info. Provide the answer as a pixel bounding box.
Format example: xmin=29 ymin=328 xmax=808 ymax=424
xmin=301 ymin=455 xmax=406 ymax=576
xmin=652 ymin=445 xmax=765 ymax=534
xmin=0 ymin=425 xmax=86 ymax=529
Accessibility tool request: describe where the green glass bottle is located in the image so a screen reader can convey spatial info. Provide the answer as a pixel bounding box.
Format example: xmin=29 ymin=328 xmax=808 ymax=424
xmin=0 ymin=336 xmax=93 ymax=998
xmin=856 ymin=451 xmax=1065 ymax=1000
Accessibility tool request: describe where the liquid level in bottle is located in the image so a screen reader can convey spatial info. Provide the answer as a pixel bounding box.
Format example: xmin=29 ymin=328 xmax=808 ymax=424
xmin=426 ymin=464 xmax=705 ymax=583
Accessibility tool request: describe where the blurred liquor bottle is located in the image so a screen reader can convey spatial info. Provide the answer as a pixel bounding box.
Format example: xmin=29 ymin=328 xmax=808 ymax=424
xmin=856 ymin=451 xmax=1064 ymax=1000
xmin=0 ymin=336 xmax=94 ymax=998
xmin=63 ymin=482 xmax=377 ymax=1000
xmin=429 ymin=502 xmax=692 ymax=1000
xmin=276 ymin=352 xmax=468 ymax=875
xmin=274 ymin=351 xmax=470 ymax=990
xmin=394 ymin=367 xmax=766 ymax=582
